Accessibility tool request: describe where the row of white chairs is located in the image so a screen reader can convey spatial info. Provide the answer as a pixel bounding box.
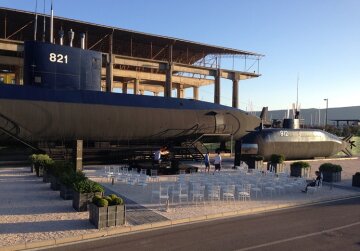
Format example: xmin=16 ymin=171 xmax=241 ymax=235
xmin=102 ymin=166 xmax=159 ymax=187
xmin=151 ymin=182 xmax=254 ymax=206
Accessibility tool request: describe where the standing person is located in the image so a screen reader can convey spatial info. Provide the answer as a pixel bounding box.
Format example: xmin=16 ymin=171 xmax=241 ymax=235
xmin=213 ymin=151 xmax=222 ymax=173
xmin=153 ymin=148 xmax=162 ymax=167
xmin=153 ymin=146 xmax=169 ymax=167
xmin=204 ymin=152 xmax=210 ymax=173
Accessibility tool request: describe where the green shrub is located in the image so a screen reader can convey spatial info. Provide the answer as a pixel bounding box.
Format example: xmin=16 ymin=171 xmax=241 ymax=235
xmin=290 ymin=161 xmax=310 ymax=169
xmin=104 ymin=196 xmax=112 ymax=203
xmin=270 ymin=154 xmax=285 ymax=164
xmin=93 ymin=194 xmax=124 ymax=206
xmin=319 ymin=163 xmax=342 ymax=173
xmin=252 ymin=155 xmax=264 ymax=161
xmin=73 ymin=179 xmax=104 ymax=193
xmin=111 ymin=197 xmax=124 ymax=206
xmin=109 ymin=194 xmax=118 ymax=201
xmin=29 ymin=154 xmax=38 ymax=164
xmin=49 ymin=161 xmax=74 ymax=177
xmin=92 ymin=195 xmax=102 ymax=204
xmin=29 ymin=154 xmax=53 ymax=168
xmin=60 ymin=170 xmax=86 ymax=187
xmin=89 ymin=181 xmax=104 ymax=193
xmin=95 ymin=198 xmax=109 ymax=207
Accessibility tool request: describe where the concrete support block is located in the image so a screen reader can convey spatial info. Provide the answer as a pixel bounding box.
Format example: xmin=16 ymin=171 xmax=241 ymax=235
xmin=122 ymin=82 xmax=128 ymax=94
xmin=73 ymin=140 xmax=83 ymax=172
xmin=214 ymin=69 xmax=221 ymax=104
xmin=232 ymin=79 xmax=239 ymax=108
xmin=193 ymin=86 xmax=199 ymax=100
xmin=177 ymin=84 xmax=184 ymax=99
xmin=134 ymin=78 xmax=139 ymax=95
xmin=165 ymin=63 xmax=173 ymax=97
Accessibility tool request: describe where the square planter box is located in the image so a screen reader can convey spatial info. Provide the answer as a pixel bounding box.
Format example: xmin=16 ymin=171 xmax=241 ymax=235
xmin=42 ymin=170 xmax=51 ymax=183
xmin=35 ymin=166 xmax=44 ymax=177
xmin=73 ymin=191 xmax=103 ymax=212
xmin=60 ymin=184 xmax=74 ymax=200
xmin=267 ymin=162 xmax=285 ymax=173
xmin=246 ymin=160 xmax=264 ymax=170
xmin=89 ymin=203 xmax=126 ymax=229
xmin=50 ymin=175 xmax=61 ymax=190
xmin=290 ymin=167 xmax=311 ymax=178
xmin=352 ymin=175 xmax=360 ymax=187
xmin=322 ymin=171 xmax=341 ymax=183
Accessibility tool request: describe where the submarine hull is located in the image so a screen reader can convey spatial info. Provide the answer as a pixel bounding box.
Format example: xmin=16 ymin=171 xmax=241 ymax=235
xmin=0 ymin=84 xmax=260 ymax=143
xmin=239 ymin=128 xmax=347 ymax=161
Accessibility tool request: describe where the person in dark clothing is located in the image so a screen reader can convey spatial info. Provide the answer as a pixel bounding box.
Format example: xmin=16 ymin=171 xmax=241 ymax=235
xmin=302 ymin=171 xmax=321 ymax=193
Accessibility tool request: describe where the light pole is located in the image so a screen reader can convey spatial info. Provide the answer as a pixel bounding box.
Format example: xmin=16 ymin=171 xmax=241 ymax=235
xmin=324 ymin=98 xmax=328 ymax=127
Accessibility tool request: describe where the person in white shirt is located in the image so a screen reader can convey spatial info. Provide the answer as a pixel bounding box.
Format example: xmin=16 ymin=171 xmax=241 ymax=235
xmin=153 ymin=147 xmax=169 ymax=166
xmin=154 ymin=149 xmax=161 ymax=163
xmin=214 ymin=151 xmax=222 ymax=173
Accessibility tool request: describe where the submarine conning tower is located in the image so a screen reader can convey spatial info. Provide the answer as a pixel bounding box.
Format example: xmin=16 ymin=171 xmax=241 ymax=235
xmin=282 ymin=118 xmax=300 ymax=129
xmin=23 ymin=33 xmax=102 ymax=92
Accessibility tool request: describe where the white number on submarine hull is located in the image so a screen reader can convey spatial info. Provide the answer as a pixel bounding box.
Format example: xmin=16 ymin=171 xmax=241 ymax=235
xmin=49 ymin=53 xmax=68 ymax=64
xmin=280 ymin=130 xmax=289 ymax=137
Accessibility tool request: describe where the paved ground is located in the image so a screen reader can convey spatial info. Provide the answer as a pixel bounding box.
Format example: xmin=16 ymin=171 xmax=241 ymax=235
xmin=102 ymin=186 xmax=168 ymax=225
xmin=47 ymin=196 xmax=360 ymax=251
xmin=0 ymin=157 xmax=359 ymax=249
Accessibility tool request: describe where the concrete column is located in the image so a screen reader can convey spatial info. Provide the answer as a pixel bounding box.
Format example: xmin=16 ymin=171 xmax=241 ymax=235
xmin=165 ymin=63 xmax=173 ymax=97
xmin=214 ymin=69 xmax=221 ymax=104
xmin=232 ymin=79 xmax=239 ymax=108
xmin=134 ymin=78 xmax=139 ymax=95
xmin=122 ymin=82 xmax=128 ymax=94
xmin=15 ymin=66 xmax=23 ymax=85
xmin=177 ymin=84 xmax=184 ymax=99
xmin=193 ymin=87 xmax=199 ymax=100
xmin=106 ymin=34 xmax=113 ymax=92
xmin=73 ymin=140 xmax=83 ymax=172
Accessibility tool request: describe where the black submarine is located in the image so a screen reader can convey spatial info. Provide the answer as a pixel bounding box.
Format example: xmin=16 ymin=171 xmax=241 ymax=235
xmin=0 ymin=39 xmax=260 ymax=146
xmin=235 ymin=108 xmax=355 ymax=163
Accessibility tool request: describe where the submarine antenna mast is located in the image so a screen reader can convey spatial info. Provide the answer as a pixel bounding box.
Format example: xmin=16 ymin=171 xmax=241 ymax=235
xmin=42 ymin=0 xmax=46 ymax=42
xmin=296 ymin=73 xmax=299 ymax=111
xmin=50 ymin=0 xmax=54 ymax=43
xmin=33 ymin=0 xmax=38 ymax=40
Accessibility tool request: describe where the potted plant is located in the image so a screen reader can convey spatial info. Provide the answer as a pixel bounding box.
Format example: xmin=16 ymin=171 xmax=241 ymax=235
xmin=268 ymin=154 xmax=285 ymax=173
xmin=59 ymin=171 xmax=86 ymax=200
xmin=89 ymin=194 xmax=125 ymax=229
xmin=49 ymin=161 xmax=73 ymax=191
xmin=319 ymin=163 xmax=342 ymax=182
xmin=72 ymin=179 xmax=104 ymax=212
xmin=352 ymin=172 xmax=360 ymax=187
xmin=32 ymin=154 xmax=53 ymax=178
xmin=247 ymin=155 xmax=264 ymax=170
xmin=29 ymin=154 xmax=37 ymax=173
xmin=290 ymin=161 xmax=311 ymax=178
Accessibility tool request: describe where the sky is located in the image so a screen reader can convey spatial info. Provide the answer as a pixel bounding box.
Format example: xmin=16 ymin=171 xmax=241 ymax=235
xmin=1 ymin=0 xmax=360 ymax=111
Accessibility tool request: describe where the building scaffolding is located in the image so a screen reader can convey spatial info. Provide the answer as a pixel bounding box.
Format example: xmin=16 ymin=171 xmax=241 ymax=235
xmin=0 ymin=7 xmax=263 ymax=108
